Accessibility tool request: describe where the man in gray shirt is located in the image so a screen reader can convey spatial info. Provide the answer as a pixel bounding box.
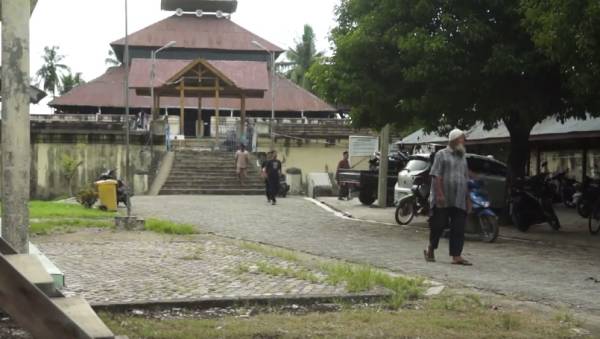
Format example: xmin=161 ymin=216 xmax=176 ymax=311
xmin=424 ymin=129 xmax=472 ymax=265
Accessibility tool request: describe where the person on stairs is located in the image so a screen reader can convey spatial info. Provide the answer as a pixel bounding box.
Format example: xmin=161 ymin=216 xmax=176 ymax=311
xmin=235 ymin=144 xmax=250 ymax=186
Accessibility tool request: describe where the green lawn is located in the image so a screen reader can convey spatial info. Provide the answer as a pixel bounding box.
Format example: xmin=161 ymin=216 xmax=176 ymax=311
xmin=101 ymin=294 xmax=579 ymax=339
xmin=28 ymin=201 xmax=114 ymax=219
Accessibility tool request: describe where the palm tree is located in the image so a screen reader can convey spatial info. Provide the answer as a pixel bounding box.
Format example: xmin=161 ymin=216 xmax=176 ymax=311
xmin=36 ymin=46 xmax=69 ymax=97
xmin=60 ymin=71 xmax=85 ymax=95
xmin=105 ymin=50 xmax=121 ymax=66
xmin=286 ymin=25 xmax=323 ymax=90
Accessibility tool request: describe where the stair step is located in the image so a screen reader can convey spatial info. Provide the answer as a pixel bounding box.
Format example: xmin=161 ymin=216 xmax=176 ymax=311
xmin=52 ymin=297 xmax=114 ymax=339
xmin=5 ymin=254 xmax=57 ymax=297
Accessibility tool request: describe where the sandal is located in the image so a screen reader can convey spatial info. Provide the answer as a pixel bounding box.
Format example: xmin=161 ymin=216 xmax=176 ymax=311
xmin=452 ymin=259 xmax=473 ymax=266
xmin=423 ymin=249 xmax=435 ymax=262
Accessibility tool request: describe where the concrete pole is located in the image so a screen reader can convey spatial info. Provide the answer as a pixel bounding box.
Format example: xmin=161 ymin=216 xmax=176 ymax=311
xmin=377 ymin=124 xmax=391 ymax=208
xmin=1 ymin=0 xmax=31 ymax=253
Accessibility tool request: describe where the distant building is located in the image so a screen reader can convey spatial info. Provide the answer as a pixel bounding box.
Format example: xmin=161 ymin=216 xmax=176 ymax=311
xmin=401 ymin=115 xmax=600 ymax=180
xmin=50 ymin=7 xmax=336 ymax=138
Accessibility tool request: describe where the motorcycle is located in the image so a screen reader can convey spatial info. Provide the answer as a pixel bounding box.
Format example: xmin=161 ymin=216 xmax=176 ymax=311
xmin=97 ymin=169 xmax=131 ymax=208
xmin=510 ymin=169 xmax=560 ymax=232
xmin=572 ymin=175 xmax=600 ymax=219
xmin=279 ymin=174 xmax=290 ymax=198
xmin=395 ymin=176 xmax=430 ymax=225
xmin=466 ymin=180 xmax=499 ymax=243
xmin=549 ymin=170 xmax=578 ymax=208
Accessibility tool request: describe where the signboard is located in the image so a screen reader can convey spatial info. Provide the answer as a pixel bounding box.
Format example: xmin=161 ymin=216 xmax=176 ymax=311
xmin=349 ymin=136 xmax=379 ymax=157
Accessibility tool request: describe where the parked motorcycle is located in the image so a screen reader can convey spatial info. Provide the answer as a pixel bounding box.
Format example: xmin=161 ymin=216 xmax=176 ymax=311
xmin=466 ymin=180 xmax=499 ymax=243
xmin=572 ymin=175 xmax=600 ymax=219
xmin=510 ymin=170 xmax=560 ymax=232
xmin=549 ymin=170 xmax=578 ymax=208
xmin=395 ymin=176 xmax=430 ymax=225
xmin=97 ymin=169 xmax=131 ymax=208
xmin=279 ymin=174 xmax=290 ymax=198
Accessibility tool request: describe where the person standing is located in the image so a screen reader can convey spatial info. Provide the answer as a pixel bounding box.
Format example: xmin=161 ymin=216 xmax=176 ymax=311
xmin=235 ymin=144 xmax=250 ymax=186
xmin=424 ymin=129 xmax=472 ymax=266
xmin=264 ymin=151 xmax=282 ymax=205
xmin=336 ymin=151 xmax=351 ymax=200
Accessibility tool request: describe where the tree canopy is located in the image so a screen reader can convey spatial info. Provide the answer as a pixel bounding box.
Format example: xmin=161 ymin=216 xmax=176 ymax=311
xmin=60 ymin=71 xmax=85 ymax=95
xmin=286 ymin=25 xmax=323 ymax=91
xmin=311 ymin=0 xmax=600 ymax=177
xmin=36 ymin=46 xmax=69 ymax=97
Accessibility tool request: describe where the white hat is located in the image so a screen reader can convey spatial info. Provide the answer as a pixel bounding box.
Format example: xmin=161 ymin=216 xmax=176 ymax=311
xmin=449 ymin=128 xmax=465 ymax=142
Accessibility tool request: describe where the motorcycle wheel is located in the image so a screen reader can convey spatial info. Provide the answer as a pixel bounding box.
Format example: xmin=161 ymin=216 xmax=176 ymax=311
xmin=577 ymin=201 xmax=591 ymax=219
xmin=479 ymin=215 xmax=499 ymax=243
xmin=395 ymin=199 xmax=415 ymax=225
xmin=511 ymin=206 xmax=530 ymax=232
xmin=548 ymin=215 xmax=561 ymax=231
xmin=561 ymin=189 xmax=576 ymax=208
xmin=590 ymin=204 xmax=600 ymax=235
xmin=359 ymin=190 xmax=376 ymax=206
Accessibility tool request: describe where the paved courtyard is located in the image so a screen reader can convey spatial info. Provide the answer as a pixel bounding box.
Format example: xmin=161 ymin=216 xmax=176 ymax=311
xmin=133 ymin=195 xmax=600 ymax=314
xmin=35 ymin=230 xmax=350 ymax=306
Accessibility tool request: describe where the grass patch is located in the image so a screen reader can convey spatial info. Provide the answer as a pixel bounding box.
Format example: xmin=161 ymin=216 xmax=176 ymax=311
xmin=240 ymin=242 xmax=300 ymax=262
xmin=28 ymin=201 xmax=114 ymax=219
xmin=256 ymin=262 xmax=320 ymax=284
xmin=321 ymin=262 xmax=424 ymax=309
xmin=30 ymin=219 xmax=113 ymax=235
xmin=100 ymin=294 xmax=577 ymax=339
xmin=145 ymin=219 xmax=197 ymax=235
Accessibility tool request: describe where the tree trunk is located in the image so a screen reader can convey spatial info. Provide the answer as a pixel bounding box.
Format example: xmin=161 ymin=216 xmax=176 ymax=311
xmin=504 ymin=113 xmax=535 ymax=182
xmin=1 ymin=1 xmax=31 ymax=253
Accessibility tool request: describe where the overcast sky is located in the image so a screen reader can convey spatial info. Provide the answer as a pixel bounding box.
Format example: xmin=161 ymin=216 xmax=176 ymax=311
xmin=23 ymin=0 xmax=339 ymax=113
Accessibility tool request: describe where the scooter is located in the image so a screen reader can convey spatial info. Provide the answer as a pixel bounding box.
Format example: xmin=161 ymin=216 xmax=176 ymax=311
xmin=395 ymin=176 xmax=430 ymax=225
xmin=279 ymin=174 xmax=290 ymax=198
xmin=97 ymin=169 xmax=131 ymax=208
xmin=572 ymin=175 xmax=600 ymax=218
xmin=466 ymin=180 xmax=499 ymax=243
xmin=549 ymin=170 xmax=578 ymax=208
xmin=510 ymin=170 xmax=560 ymax=232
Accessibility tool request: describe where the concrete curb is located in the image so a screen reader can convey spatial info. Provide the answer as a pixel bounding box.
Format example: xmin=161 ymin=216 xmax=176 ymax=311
xmin=147 ymin=151 xmax=175 ymax=196
xmin=91 ymin=292 xmax=392 ymax=313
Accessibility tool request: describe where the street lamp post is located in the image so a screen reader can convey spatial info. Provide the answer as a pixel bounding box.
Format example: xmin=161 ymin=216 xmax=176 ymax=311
xmin=150 ymin=41 xmax=177 ymax=119
xmin=252 ymin=40 xmax=276 ymax=150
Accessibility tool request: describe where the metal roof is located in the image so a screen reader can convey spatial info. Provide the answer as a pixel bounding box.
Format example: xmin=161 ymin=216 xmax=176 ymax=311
xmin=111 ymin=14 xmax=283 ymax=53
xmin=402 ymin=115 xmax=600 ymax=146
xmin=49 ymin=66 xmax=336 ymax=113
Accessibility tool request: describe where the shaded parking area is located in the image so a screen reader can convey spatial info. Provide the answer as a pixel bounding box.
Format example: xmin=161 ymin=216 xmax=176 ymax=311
xmin=132 ymin=195 xmax=600 ymax=315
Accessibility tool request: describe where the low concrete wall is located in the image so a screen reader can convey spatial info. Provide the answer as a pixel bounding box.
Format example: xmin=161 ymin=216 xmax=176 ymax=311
xmin=0 ymin=122 xmax=165 ymax=200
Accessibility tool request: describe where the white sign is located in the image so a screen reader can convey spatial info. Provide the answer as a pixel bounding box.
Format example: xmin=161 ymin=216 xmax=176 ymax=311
xmin=349 ymin=136 xmax=379 ymax=157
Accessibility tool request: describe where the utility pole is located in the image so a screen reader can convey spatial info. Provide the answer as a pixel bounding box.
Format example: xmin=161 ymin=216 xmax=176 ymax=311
xmin=1 ymin=0 xmax=31 ymax=253
xmin=377 ymin=124 xmax=391 ymax=208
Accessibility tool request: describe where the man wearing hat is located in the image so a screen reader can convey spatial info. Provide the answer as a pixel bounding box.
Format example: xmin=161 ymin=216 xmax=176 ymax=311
xmin=424 ymin=129 xmax=472 ymax=265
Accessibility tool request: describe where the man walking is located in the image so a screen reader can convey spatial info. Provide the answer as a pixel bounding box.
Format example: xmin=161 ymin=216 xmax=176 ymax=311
xmin=263 ymin=151 xmax=282 ymax=205
xmin=336 ymin=151 xmax=351 ymax=200
xmin=261 ymin=151 xmax=273 ymax=202
xmin=235 ymin=144 xmax=250 ymax=186
xmin=424 ymin=129 xmax=472 ymax=266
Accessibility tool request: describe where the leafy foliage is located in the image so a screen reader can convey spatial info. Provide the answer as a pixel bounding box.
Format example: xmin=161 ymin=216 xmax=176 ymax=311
xmin=105 ymin=49 xmax=121 ymax=67
xmin=60 ymin=154 xmax=83 ymax=197
xmin=60 ymin=71 xmax=85 ymax=95
xmin=76 ymin=186 xmax=98 ymax=209
xmin=286 ymin=25 xmax=324 ymax=91
xmin=312 ymin=0 xmax=600 ymax=177
xmin=35 ymin=46 xmax=69 ymax=97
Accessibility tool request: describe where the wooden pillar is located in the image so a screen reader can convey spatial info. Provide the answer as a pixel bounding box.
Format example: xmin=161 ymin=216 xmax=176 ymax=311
xmin=240 ymin=94 xmax=246 ymax=136
xmin=197 ymin=95 xmax=203 ymax=138
xmin=179 ymin=84 xmax=185 ymax=136
xmin=215 ymin=78 xmax=221 ymax=143
xmin=582 ymin=144 xmax=589 ymax=181
xmin=377 ymin=124 xmax=391 ymax=208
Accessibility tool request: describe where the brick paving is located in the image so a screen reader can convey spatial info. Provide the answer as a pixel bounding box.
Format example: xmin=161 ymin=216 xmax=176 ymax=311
xmin=132 ymin=195 xmax=600 ymax=313
xmin=35 ymin=230 xmax=348 ymax=306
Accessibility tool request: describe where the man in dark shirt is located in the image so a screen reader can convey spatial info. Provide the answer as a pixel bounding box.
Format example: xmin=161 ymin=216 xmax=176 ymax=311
xmin=336 ymin=151 xmax=351 ymax=200
xmin=261 ymin=151 xmax=273 ymax=203
xmin=264 ymin=151 xmax=283 ymax=205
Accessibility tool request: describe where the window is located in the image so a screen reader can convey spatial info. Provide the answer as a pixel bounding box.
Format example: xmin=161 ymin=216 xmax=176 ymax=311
xmin=467 ymin=157 xmax=507 ymax=177
xmin=404 ymin=159 xmax=429 ymax=172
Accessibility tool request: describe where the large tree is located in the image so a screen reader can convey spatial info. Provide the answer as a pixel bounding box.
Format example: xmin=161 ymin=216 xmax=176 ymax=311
xmin=36 ymin=46 xmax=69 ymax=97
xmin=286 ymin=24 xmax=323 ymax=90
xmin=312 ymin=0 xmax=600 ymax=179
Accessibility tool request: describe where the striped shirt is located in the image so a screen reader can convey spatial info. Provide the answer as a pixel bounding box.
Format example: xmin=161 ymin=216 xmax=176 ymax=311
xmin=429 ymin=147 xmax=469 ymax=211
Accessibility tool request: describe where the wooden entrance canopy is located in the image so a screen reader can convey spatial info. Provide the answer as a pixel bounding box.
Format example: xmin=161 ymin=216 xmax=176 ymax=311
xmin=129 ymin=58 xmax=268 ymax=139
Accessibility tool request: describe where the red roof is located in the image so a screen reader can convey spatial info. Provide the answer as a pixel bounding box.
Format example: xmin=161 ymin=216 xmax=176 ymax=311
xmin=49 ymin=66 xmax=336 ymax=113
xmin=111 ymin=15 xmax=283 ymax=53
xmin=128 ymin=58 xmax=269 ymax=91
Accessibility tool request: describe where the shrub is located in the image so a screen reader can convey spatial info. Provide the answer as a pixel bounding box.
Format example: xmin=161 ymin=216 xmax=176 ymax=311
xmin=76 ymin=186 xmax=98 ymax=209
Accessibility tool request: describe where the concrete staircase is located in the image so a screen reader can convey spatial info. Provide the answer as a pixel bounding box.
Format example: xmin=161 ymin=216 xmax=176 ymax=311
xmin=0 ymin=238 xmax=117 ymax=339
xmin=160 ymin=150 xmax=265 ymax=195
